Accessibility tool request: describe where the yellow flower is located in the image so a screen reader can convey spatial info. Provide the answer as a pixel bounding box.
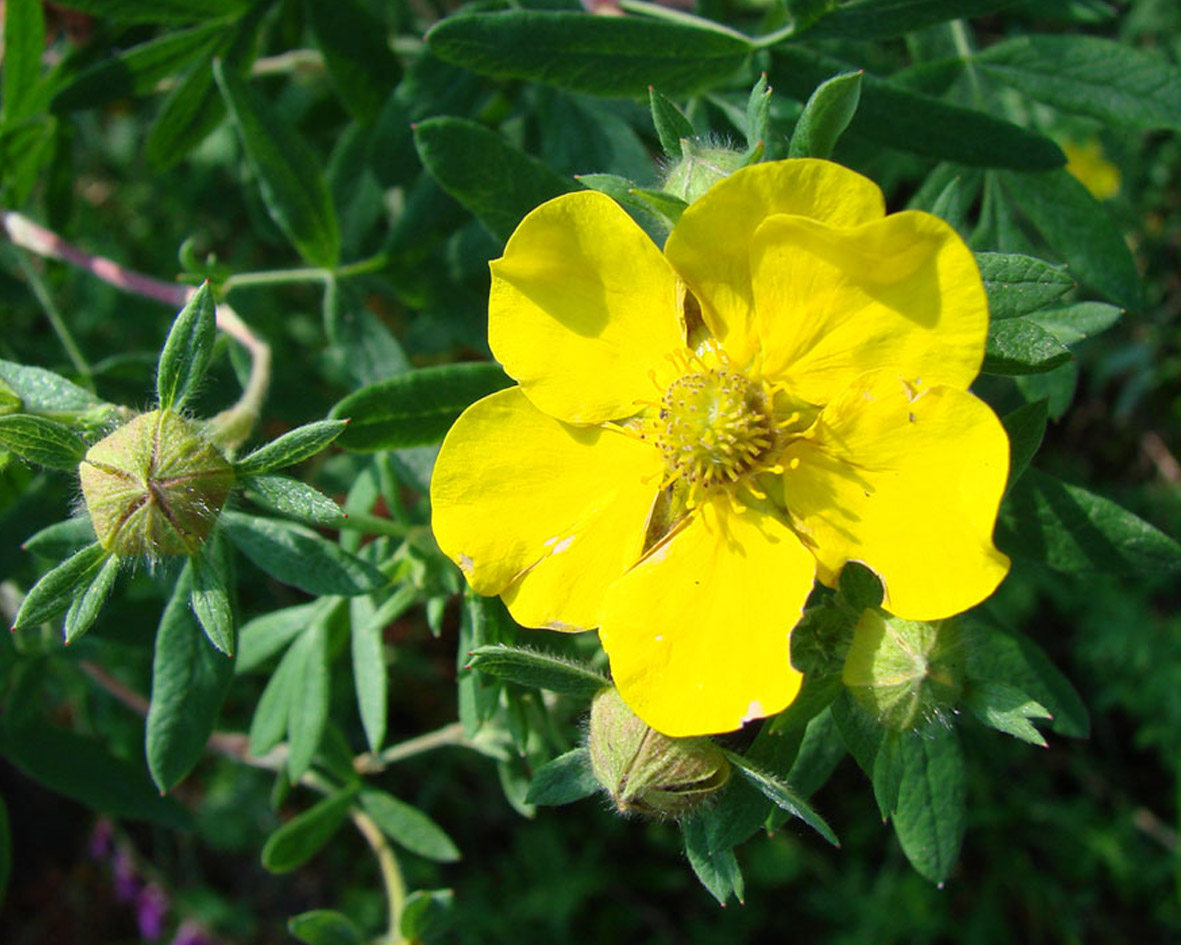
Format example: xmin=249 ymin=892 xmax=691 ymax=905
xmin=430 ymin=159 xmax=1010 ymax=737
xmin=1062 ymin=139 xmax=1121 ymax=201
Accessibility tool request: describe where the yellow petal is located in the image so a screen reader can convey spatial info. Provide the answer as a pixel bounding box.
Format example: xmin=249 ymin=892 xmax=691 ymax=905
xmin=489 ymin=191 xmax=686 ymax=424
xmin=665 ymin=159 xmax=885 ymax=368
xmin=430 ymin=387 xmax=661 ymax=630
xmin=782 ymin=372 xmax=1010 ymax=620
xmin=753 ymin=210 xmax=988 ymax=401
xmin=600 ymin=496 xmax=813 ymax=736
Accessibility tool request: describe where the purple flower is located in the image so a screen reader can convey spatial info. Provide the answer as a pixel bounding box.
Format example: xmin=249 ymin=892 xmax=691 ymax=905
xmin=112 ymin=846 xmax=140 ymax=903
xmin=88 ymin=818 xmax=114 ymax=861
xmin=170 ymin=920 xmax=220 ymax=945
xmin=135 ymin=882 xmax=170 ymax=941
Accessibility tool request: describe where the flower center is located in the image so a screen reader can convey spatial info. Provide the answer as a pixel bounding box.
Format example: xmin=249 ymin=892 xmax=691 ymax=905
xmin=656 ymin=369 xmax=774 ymax=494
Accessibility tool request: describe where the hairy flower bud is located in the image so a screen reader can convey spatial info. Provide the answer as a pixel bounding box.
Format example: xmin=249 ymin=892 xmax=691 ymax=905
xmin=587 ymin=687 xmax=730 ymax=818
xmin=662 ymin=139 xmax=748 ymax=206
xmin=842 ymin=610 xmax=965 ymax=731
xmin=79 ymin=408 xmax=234 ymax=557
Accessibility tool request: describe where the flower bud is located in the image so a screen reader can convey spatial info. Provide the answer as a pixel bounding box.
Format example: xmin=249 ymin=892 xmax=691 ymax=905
xmin=79 ymin=408 xmax=234 ymax=557
xmin=662 ymin=140 xmax=748 ymax=205
xmin=587 ymin=687 xmax=730 ymax=818
xmin=842 ymin=610 xmax=965 ymax=731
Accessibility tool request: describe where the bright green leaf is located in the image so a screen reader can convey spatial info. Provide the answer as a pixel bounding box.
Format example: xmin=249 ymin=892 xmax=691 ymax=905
xmin=350 ymin=595 xmax=388 ymax=753
xmin=359 ymin=789 xmax=461 ymax=863
xmin=975 ymin=252 xmax=1075 ymax=321
xmin=191 ymin=548 xmax=235 ymax=656
xmin=467 ymin=645 xmax=610 ymax=697
xmin=286 ymin=615 xmax=331 ymax=781
xmin=965 ymin=680 xmax=1051 ymax=746
xmin=244 ymin=475 xmax=344 ymax=526
xmin=0 ymin=360 xmax=102 ymax=416
xmin=0 ymin=414 xmax=86 ymax=469
xmin=63 ymin=552 xmax=119 ymax=643
xmin=788 ymin=70 xmax=862 ymax=159
xmin=1027 ymin=301 xmax=1123 ymax=345
xmin=331 ymin=362 xmax=512 ymax=452
xmin=235 ymin=420 xmax=348 ymax=476
xmin=12 ymin=542 xmax=107 ymax=630
xmin=157 ymin=283 xmax=216 ymax=412
xmin=248 ymin=636 xmax=301 ymax=757
xmin=237 ymin=601 xmax=322 ymax=674
xmin=984 ymin=318 xmax=1073 ymax=375
xmin=891 ymin=725 xmax=965 ymax=885
xmin=649 ymin=88 xmax=693 ymax=157
xmin=20 ymin=517 xmax=96 ymax=559
xmin=723 ymin=749 xmax=839 ymax=846
xmin=261 ymin=784 xmax=358 ymax=874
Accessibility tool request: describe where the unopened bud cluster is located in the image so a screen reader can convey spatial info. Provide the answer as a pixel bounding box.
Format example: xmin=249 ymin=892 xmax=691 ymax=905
xmin=587 ymin=687 xmax=730 ymax=818
xmin=79 ymin=408 xmax=234 ymax=557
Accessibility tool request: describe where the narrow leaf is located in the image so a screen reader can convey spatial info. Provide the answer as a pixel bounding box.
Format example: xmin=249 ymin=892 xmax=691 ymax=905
xmin=0 ymin=414 xmax=87 ymax=469
xmin=682 ymin=815 xmax=745 ymax=906
xmin=2 ymin=0 xmax=46 ymax=125
xmin=147 ymin=564 xmax=235 ymax=791
xmin=304 ymin=0 xmax=401 ymax=125
xmin=788 ymin=70 xmax=862 ymax=159
xmin=1002 ymin=399 xmax=1048 ymax=491
xmin=526 ymin=748 xmax=600 ymax=806
xmin=63 ymin=552 xmax=119 ymax=643
xmin=12 ymin=542 xmax=107 ymax=630
xmin=288 ymin=910 xmax=363 ymax=945
xmin=359 ymin=789 xmax=461 ymax=863
xmin=350 ymin=597 xmax=388 ymax=753
xmin=21 ymin=517 xmax=96 ymax=559
xmin=744 ymin=73 xmax=771 ymax=151
xmin=649 ymin=88 xmax=693 ymax=157
xmin=771 ymin=47 xmax=1065 ymax=170
xmin=157 ymin=283 xmax=216 ymax=411
xmin=244 ymin=475 xmax=344 ymax=526
xmin=0 ymin=359 xmax=102 ymax=415
xmin=999 ymin=169 xmax=1142 ymax=310
xmin=237 ymin=601 xmax=321 ymax=674
xmin=892 ymin=725 xmax=965 ymax=885
xmin=144 ymin=53 xmax=226 ymax=170
xmin=224 ymin=511 xmax=386 ymax=596
xmin=214 ymin=59 xmax=340 ymax=266
xmin=802 ymin=0 xmax=1014 ymax=41
xmin=426 ymin=11 xmax=751 ymax=98
xmin=984 ymin=318 xmax=1073 ymax=375
xmin=331 ymin=362 xmax=512 ymax=452
xmin=976 ymin=252 xmax=1075 ymax=321
xmin=977 ymin=35 xmax=1181 ymax=130
xmin=46 ymin=0 xmax=250 ymax=23
xmin=248 ymin=636 xmax=301 ymax=757
xmin=965 ymin=680 xmax=1051 ymax=747
xmin=286 ymin=615 xmax=331 ymax=781
xmin=261 ymin=785 xmax=358 ymax=874
xmin=467 ymin=645 xmax=610 ymax=697
xmin=413 ymin=117 xmax=576 ymax=243
xmin=190 ymin=549 xmax=235 ymax=655
xmin=723 ymin=750 xmax=839 ymax=846
xmin=235 ymin=419 xmax=348 ymax=476
xmin=1027 ymin=301 xmax=1123 ymax=346
xmin=999 ymin=469 xmax=1181 ymax=576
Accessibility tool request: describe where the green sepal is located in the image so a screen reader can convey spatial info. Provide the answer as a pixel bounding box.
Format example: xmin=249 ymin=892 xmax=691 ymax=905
xmin=721 ymin=749 xmax=839 ymax=846
xmin=649 ymin=87 xmax=693 ymax=158
xmin=787 ymin=69 xmax=862 ymax=159
xmin=156 ymin=282 xmax=216 ymax=411
xmin=467 ymin=644 xmax=610 ymax=697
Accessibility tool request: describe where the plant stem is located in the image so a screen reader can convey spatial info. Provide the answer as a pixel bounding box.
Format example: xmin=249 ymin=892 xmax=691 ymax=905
xmin=13 ymin=249 xmax=93 ymax=380
xmin=357 ymin=721 xmax=470 ymax=774
xmin=351 ymin=808 xmax=409 ymax=945
xmin=221 ymin=252 xmax=388 ymax=293
xmin=336 ymin=511 xmax=411 ymax=540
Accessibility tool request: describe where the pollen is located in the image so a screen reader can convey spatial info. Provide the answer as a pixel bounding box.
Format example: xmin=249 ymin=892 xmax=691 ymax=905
xmin=656 ymin=368 xmax=775 ymax=497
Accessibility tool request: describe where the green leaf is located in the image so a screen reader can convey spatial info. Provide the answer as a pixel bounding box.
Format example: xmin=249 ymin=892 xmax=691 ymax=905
xmin=350 ymin=595 xmax=388 ymax=753
xmin=20 ymin=517 xmax=95 ymax=559
xmin=649 ymin=87 xmax=693 ymax=157
xmin=801 ymin=0 xmax=1015 ymax=40
xmin=244 ymin=475 xmax=344 ymax=526
xmin=399 ymin=889 xmax=454 ymax=944
xmin=998 ymin=169 xmax=1142 ymax=310
xmin=331 ymin=362 xmax=512 ymax=452
xmin=144 ymin=54 xmax=226 ymax=170
xmin=0 ymin=722 xmax=188 ymax=826
xmin=237 ymin=601 xmax=321 ymax=674
xmin=788 ymin=70 xmax=862 ymax=159
xmin=223 ymin=511 xmax=386 ymax=596
xmin=965 ymin=680 xmax=1051 ymax=746
xmin=682 ymin=814 xmax=745 ymax=906
xmin=147 ymin=564 xmax=235 ymax=791
xmin=722 ymin=750 xmax=839 ymax=846
xmin=975 ymin=253 xmax=1075 ymax=321
xmin=2 ymin=0 xmax=46 ymax=126
xmin=467 ymin=645 xmax=610 ymax=697
xmin=157 ymin=283 xmax=216 ymax=411
xmin=63 ymin=552 xmax=119 ymax=643
xmin=526 ymin=748 xmax=600 ymax=806
xmin=1002 ymin=399 xmax=1048 ymax=492
xmin=323 ymin=279 xmax=410 ymax=387
xmin=771 ymin=47 xmax=1065 ymax=170
xmin=744 ymin=72 xmax=772 ymax=151
xmin=837 ymin=560 xmax=884 ymax=611
xmin=983 ymin=318 xmax=1073 ymax=375
xmin=48 ymin=0 xmax=250 ymax=23
xmin=261 ymin=784 xmax=358 ymax=874
xmin=214 ymin=59 xmax=340 ymax=267
xmin=0 ymin=414 xmax=87 ymax=469
xmin=191 ymin=547 xmax=235 ymax=656
xmin=304 ymin=0 xmax=401 ymax=125
xmin=235 ymin=420 xmax=348 ymax=476
xmin=999 ymin=469 xmax=1181 ymax=577
xmin=871 ymin=730 xmax=904 ymax=819
xmin=413 ymin=117 xmax=576 ymax=243
xmin=962 ymin=620 xmax=1088 ymax=738
xmin=0 ymin=359 xmax=101 ymax=416
xmin=51 ymin=19 xmax=228 ymax=113
xmin=976 ymin=35 xmax=1181 ymax=131
xmin=427 ymin=11 xmax=751 ymax=98
xmin=288 ymin=910 xmax=363 ymax=945
xmin=1026 ymin=301 xmax=1123 ymax=346
xmin=12 ymin=542 xmax=108 ymax=630
xmin=359 ymin=789 xmax=461 ymax=863
xmin=286 ymin=614 xmax=331 ymax=781
xmin=786 ymin=708 xmax=846 ymax=798
xmin=891 ymin=725 xmax=965 ymax=885
xmin=248 ymin=634 xmax=301 ymax=756
xmin=628 ymin=187 xmax=689 ymax=224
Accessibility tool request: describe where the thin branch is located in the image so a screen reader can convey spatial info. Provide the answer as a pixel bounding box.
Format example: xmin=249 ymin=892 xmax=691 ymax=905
xmin=356 ymin=721 xmax=470 ymax=774
xmin=351 ymin=808 xmax=409 ymax=945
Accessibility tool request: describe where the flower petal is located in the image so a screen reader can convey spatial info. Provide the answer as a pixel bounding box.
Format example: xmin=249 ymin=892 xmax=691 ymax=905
xmin=665 ymin=159 xmax=885 ymax=368
xmin=753 ymin=210 xmax=988 ymax=401
xmin=600 ymin=496 xmax=813 ymax=736
xmin=782 ymin=372 xmax=1010 ymax=620
xmin=489 ymin=191 xmax=685 ymax=424
xmin=430 ymin=387 xmax=661 ymax=630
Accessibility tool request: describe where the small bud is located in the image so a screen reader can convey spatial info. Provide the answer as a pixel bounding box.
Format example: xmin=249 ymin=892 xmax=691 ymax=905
xmin=587 ymin=687 xmax=730 ymax=818
xmin=662 ymin=139 xmax=748 ymax=206
xmin=79 ymin=409 xmax=234 ymax=557
xmin=842 ymin=611 xmax=964 ymax=732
